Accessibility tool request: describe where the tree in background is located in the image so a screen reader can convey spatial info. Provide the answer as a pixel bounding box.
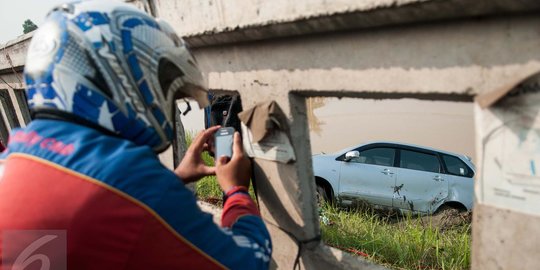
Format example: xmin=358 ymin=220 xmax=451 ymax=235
xmin=22 ymin=19 xmax=38 ymax=34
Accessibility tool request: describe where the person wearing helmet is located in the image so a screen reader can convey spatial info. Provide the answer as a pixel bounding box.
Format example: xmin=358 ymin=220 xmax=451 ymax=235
xmin=0 ymin=1 xmax=271 ymax=269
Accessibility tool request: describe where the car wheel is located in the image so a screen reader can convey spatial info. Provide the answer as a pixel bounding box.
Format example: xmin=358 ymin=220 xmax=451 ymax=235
xmin=316 ymin=185 xmax=329 ymax=206
xmin=432 ymin=205 xmax=471 ymax=229
xmin=435 ymin=204 xmax=465 ymax=215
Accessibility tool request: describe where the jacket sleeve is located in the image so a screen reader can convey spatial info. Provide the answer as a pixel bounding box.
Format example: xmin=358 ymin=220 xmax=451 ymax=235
xmin=221 ymin=186 xmax=260 ymax=227
xmin=126 ymin=172 xmax=272 ymax=270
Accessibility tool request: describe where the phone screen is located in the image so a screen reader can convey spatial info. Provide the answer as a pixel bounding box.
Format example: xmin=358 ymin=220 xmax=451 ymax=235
xmin=215 ymin=127 xmax=234 ymax=158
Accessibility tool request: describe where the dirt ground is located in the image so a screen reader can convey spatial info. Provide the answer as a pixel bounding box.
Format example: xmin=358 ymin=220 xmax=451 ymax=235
xmin=341 ymin=201 xmax=472 ymax=231
xmin=205 ymin=195 xmax=472 ymax=231
xmin=383 ymin=208 xmax=472 ymax=231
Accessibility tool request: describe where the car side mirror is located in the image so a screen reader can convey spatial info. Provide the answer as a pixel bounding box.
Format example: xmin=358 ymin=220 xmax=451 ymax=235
xmin=344 ymin=151 xmax=360 ymax=162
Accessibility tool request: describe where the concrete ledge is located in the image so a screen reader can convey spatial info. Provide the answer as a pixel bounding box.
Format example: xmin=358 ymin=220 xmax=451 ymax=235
xmin=153 ymin=0 xmax=540 ymax=47
xmin=191 ymin=15 xmax=540 ymax=98
xmin=0 ymin=32 xmax=33 ymax=73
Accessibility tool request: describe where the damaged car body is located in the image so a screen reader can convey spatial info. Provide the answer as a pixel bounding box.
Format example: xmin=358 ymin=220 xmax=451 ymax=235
xmin=313 ymin=142 xmax=475 ymax=214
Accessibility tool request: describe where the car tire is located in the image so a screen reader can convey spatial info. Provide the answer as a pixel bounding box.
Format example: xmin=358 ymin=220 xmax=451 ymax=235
xmin=432 ymin=204 xmax=471 ymax=229
xmin=435 ymin=204 xmax=465 ymax=215
xmin=316 ymin=185 xmax=329 ymax=206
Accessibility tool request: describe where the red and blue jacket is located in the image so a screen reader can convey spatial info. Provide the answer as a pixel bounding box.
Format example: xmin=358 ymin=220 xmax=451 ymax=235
xmin=0 ymin=119 xmax=271 ymax=269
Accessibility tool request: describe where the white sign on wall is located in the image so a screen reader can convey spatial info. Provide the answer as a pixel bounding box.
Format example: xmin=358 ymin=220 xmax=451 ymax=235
xmin=476 ymin=81 xmax=540 ymax=216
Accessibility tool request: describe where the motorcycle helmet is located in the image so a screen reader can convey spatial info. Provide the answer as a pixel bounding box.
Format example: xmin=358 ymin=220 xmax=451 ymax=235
xmin=24 ymin=0 xmax=208 ymax=153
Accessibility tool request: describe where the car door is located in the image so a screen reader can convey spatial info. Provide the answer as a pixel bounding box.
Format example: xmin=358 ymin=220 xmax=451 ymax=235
xmin=338 ymin=147 xmax=396 ymax=207
xmin=393 ymin=149 xmax=448 ymax=213
xmin=441 ymin=154 xmax=474 ymax=210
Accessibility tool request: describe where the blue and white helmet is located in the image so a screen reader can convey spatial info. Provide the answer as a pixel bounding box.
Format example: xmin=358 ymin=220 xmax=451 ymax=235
xmin=24 ymin=0 xmax=208 ymax=152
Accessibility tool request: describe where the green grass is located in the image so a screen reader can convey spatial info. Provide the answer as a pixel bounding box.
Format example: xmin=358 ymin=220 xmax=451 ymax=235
xmin=183 ymin=131 xmax=222 ymax=200
xmin=185 ymin=131 xmax=254 ymax=202
xmin=319 ymin=205 xmax=471 ymax=270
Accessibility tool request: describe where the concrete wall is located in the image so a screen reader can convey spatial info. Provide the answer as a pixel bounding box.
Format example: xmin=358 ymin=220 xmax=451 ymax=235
xmin=190 ymin=15 xmax=540 ymax=98
xmin=0 ymin=32 xmax=32 ymax=72
xmin=156 ymin=2 xmax=540 ymax=268
xmin=137 ymin=1 xmax=540 ymax=268
xmin=154 ymin=0 xmax=540 ymax=47
xmin=473 ymin=75 xmax=540 ymax=269
xmin=171 ymin=12 xmax=539 ymax=269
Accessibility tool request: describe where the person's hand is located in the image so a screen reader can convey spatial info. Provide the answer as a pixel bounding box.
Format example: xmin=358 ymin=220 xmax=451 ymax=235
xmin=174 ymin=126 xmax=220 ymax=183
xmin=215 ymin=132 xmax=251 ymax=192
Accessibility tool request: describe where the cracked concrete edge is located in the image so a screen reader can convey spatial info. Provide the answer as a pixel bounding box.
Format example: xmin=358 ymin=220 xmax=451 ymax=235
xmin=0 ymin=33 xmax=32 ymax=73
xmin=158 ymin=0 xmax=425 ymax=35
xmin=148 ymin=0 xmax=540 ymax=47
xmin=5 ymin=1 xmax=540 ymax=71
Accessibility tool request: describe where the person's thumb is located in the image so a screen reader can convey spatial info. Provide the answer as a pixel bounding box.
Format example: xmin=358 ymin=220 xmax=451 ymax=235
xmin=216 ymin=156 xmax=229 ymax=166
xmin=232 ymin=132 xmax=243 ymax=159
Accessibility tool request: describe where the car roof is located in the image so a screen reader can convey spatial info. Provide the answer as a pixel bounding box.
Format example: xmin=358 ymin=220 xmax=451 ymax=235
xmin=343 ymin=140 xmax=476 ymax=169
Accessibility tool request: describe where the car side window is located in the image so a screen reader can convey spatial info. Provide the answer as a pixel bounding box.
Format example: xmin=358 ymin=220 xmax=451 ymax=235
xmin=352 ymin=147 xmax=395 ymax=166
xmin=399 ymin=149 xmax=440 ymax=173
xmin=443 ymin=155 xmax=471 ymax=177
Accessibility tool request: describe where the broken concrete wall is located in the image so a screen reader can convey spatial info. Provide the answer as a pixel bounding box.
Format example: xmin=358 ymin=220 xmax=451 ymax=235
xmin=146 ymin=0 xmax=540 ymax=267
xmin=191 ymin=15 xmax=540 ymax=99
xmin=181 ymin=13 xmax=540 ymax=270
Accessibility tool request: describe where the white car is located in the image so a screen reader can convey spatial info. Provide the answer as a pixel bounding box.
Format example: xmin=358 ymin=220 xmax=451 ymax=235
xmin=312 ymin=141 xmax=475 ymax=214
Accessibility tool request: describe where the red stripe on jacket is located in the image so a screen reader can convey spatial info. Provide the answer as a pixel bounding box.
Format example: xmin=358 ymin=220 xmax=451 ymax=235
xmin=0 ymin=155 xmax=224 ymax=270
xmin=222 ymin=187 xmax=261 ymax=228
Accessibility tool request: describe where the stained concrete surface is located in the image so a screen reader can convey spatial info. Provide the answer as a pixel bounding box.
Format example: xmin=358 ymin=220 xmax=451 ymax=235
xmin=192 ymin=15 xmax=540 ymax=100
xmin=154 ymin=0 xmax=540 ymax=47
xmin=472 ymin=204 xmax=540 ymax=269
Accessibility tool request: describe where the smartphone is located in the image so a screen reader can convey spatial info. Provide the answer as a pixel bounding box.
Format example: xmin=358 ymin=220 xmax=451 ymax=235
xmin=215 ymin=127 xmax=235 ymax=159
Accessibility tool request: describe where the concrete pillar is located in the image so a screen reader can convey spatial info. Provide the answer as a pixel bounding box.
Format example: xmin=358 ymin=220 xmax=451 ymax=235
xmin=473 ymin=74 xmax=540 ymax=269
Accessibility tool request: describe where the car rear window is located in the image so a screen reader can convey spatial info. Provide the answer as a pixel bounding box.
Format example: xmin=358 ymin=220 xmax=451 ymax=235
xmin=443 ymin=155 xmax=473 ymax=177
xmin=399 ymin=149 xmax=441 ymax=173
